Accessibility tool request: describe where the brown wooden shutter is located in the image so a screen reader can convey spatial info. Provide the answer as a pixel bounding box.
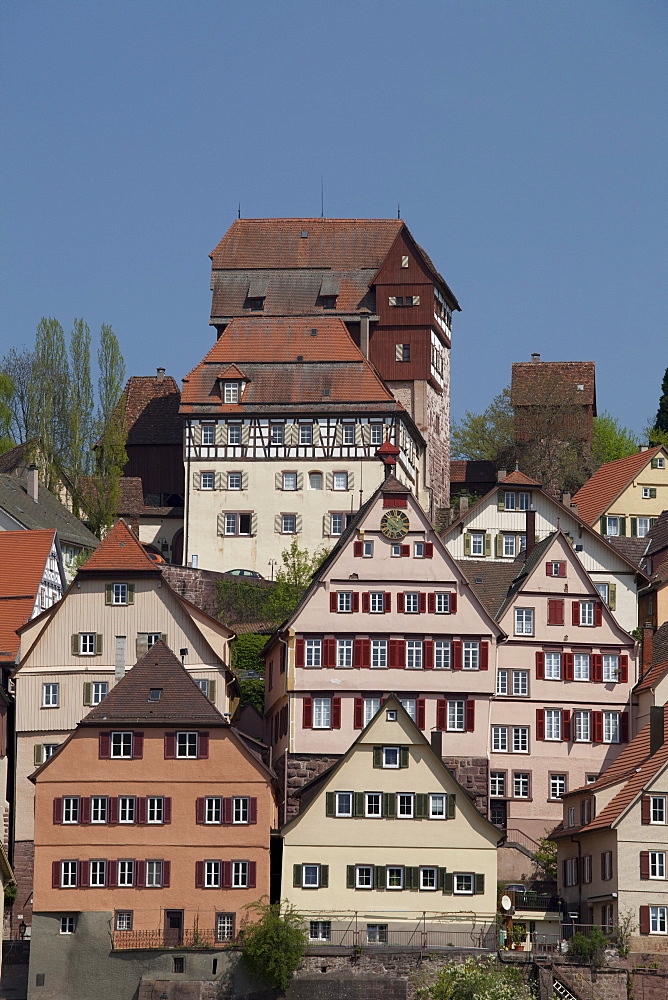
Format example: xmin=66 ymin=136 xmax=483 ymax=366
xmin=248 ymin=862 xmax=257 ymax=888
xmin=452 ymin=641 xmax=463 ymax=670
xmin=99 ymin=732 xmax=111 ymax=759
xmin=640 ymin=852 xmax=650 ymax=879
xmin=323 ymin=638 xmax=336 ymax=667
xmin=195 ymin=798 xmax=206 ymax=824
xmin=479 ymin=642 xmax=489 ymax=670
xmin=53 ymin=798 xmax=63 ymax=824
xmin=362 ymin=593 xmax=370 ymax=613
xmin=419 ymin=593 xmax=427 ymax=614
xmin=162 ymin=861 xmax=171 ymax=887
xmin=303 ymin=697 xmax=313 ymax=728
xmin=465 ymin=700 xmax=475 ymax=732
xmin=450 ymin=592 xmax=457 ymax=614
xmin=249 ymin=798 xmax=257 ymax=824
xmin=416 ymin=700 xmax=425 ymax=729
xmin=401 ymin=544 xmax=410 ymax=557
xmin=639 ymin=906 xmax=650 ymax=935
xmin=353 ymin=698 xmax=363 ymax=729
xmin=222 ymin=798 xmax=233 ymax=825
xmin=424 ymin=543 xmax=433 ymax=558
xmin=545 ymin=562 xmax=553 ymax=576
xmin=107 ymin=797 xmax=118 ymax=824
xmin=427 ymin=593 xmax=436 ymax=613
xmin=80 ymin=797 xmax=91 ymax=824
xmin=592 ymin=655 xmax=603 ymax=682
xmin=106 ymin=860 xmax=117 ymax=887
xmin=132 ymin=732 xmax=144 ymax=759
xmin=535 ymin=652 xmax=545 ymax=679
xmin=620 ymin=713 xmax=629 ymax=743
xmin=352 ymin=593 xmax=359 ymax=613
xmin=562 ymin=710 xmax=571 ymax=741
xmin=384 ymin=593 xmax=392 ymax=612
xmin=295 ymin=638 xmax=305 ymax=667
xmin=353 ymin=541 xmax=363 ymax=557
xmin=563 ymin=653 xmax=574 ymax=681
xmin=136 ymin=798 xmax=147 ymax=825
xmin=164 ymin=732 xmax=176 ymax=759
xmin=331 ymin=697 xmax=341 ymax=729
xmin=397 ymin=593 xmax=405 ymax=613
xmin=135 ymin=861 xmax=146 ymax=887
xmin=618 ymin=656 xmax=628 ymax=683
xmin=548 ymin=599 xmax=564 ymax=625
xmin=572 ymin=602 xmax=580 ymax=626
xmin=330 ymin=592 xmax=338 ymax=613
xmin=52 ymin=861 xmax=61 ymax=888
xmin=163 ymin=798 xmax=172 ymax=824
xmin=195 ymin=861 xmax=205 ymax=888
xmin=641 ymin=795 xmax=651 ymax=824
xmin=592 ymin=711 xmax=603 ymax=742
xmin=536 ymin=709 xmax=545 ymax=740
xmin=436 ymin=700 xmax=446 ymax=731
xmin=78 ymin=861 xmax=89 ymax=888
xmin=423 ymin=641 xmax=434 ymax=669
xmin=594 ymin=604 xmax=603 ymax=627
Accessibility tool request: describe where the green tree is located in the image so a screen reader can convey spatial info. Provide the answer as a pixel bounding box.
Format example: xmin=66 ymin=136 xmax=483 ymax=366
xmin=592 ymin=412 xmax=638 ymax=467
xmin=0 ymin=372 xmax=15 ymax=454
xmin=67 ymin=319 xmax=94 ymax=516
xmin=268 ymin=537 xmax=330 ymax=622
xmin=451 ymin=387 xmax=515 ymax=467
xmin=530 ymin=835 xmax=558 ymax=882
xmin=27 ymin=318 xmax=70 ymax=490
xmin=654 ymin=366 xmax=668 ymax=434
xmin=241 ymin=898 xmax=306 ymax=991
xmin=0 ymin=347 xmax=34 ymax=443
xmin=85 ymin=325 xmax=127 ymax=537
xmin=238 ymin=676 xmax=265 ymax=713
xmin=415 ymin=957 xmax=533 ymax=1000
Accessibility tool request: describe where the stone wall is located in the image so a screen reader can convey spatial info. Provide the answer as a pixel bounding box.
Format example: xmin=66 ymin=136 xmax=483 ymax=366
xmin=278 ymin=753 xmax=343 ymax=822
xmin=442 ymin=756 xmax=488 ymax=816
xmin=161 ymin=565 xmax=228 ymax=620
xmin=12 ymin=840 xmax=34 ymax=927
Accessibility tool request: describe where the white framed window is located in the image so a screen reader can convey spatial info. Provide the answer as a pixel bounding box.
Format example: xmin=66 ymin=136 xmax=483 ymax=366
xmin=365 ymin=792 xmax=382 ymax=817
xmin=606 ymin=517 xmax=619 ymax=536
xmin=420 ymin=867 xmax=437 ymax=890
xmin=270 ymin=424 xmax=284 ymax=445
xmin=313 ymin=697 xmax=332 ymax=729
xmin=564 ymin=858 xmax=578 ymax=885
xmin=61 ymin=861 xmax=77 ymax=887
xmin=305 ymin=639 xmax=321 ymax=667
xmin=91 ymin=796 xmax=107 ymax=823
xmin=201 ymin=424 xmax=216 ymax=444
xmin=112 ymin=583 xmax=128 ymax=605
xmin=147 ymin=632 xmax=163 ymax=649
xmin=356 ymin=866 xmax=373 ymax=889
xmin=574 ymin=654 xmax=590 ymax=680
xmin=602 ymin=851 xmax=612 ymax=880
xmin=299 ymin=424 xmax=313 ymax=445
xmin=512 ymin=727 xmax=529 ymax=752
xmin=111 ymin=732 xmax=133 ymax=758
xmin=515 ymin=608 xmax=534 ymax=635
xmin=282 ymin=471 xmax=297 ymax=491
xmin=603 ymin=711 xmax=620 ymax=743
xmin=63 ymin=797 xmax=79 ymax=824
xmin=337 ymin=639 xmax=353 ymax=668
xmin=391 ymin=542 xmax=402 ymax=557
xmin=224 ymin=512 xmax=253 ymax=536
xmin=406 ymin=640 xmax=423 ymax=669
xmin=302 ymin=864 xmax=320 ymax=888
xmin=602 ymin=655 xmax=619 ymax=682
xmin=216 ymin=914 xmax=235 ymax=941
xmin=550 ymin=775 xmax=567 ymax=799
xmin=582 ymin=855 xmax=592 ymax=882
xmin=342 ymin=424 xmax=356 ymax=445
xmin=513 ymin=773 xmax=530 ymax=798
xmin=330 ymin=512 xmax=344 ymax=536
xmin=115 ymin=910 xmax=133 ymax=929
xmin=386 ymin=866 xmax=404 ymax=889
xmin=206 ymin=797 xmax=222 ymax=824
xmin=43 ymin=743 xmax=58 ymax=760
xmin=430 ymin=794 xmax=446 ymax=818
xmin=496 ymin=670 xmax=508 ymax=695
xmin=145 ymin=861 xmax=163 ymax=888
xmin=42 ymin=683 xmax=59 ymax=708
xmin=492 ymin=726 xmax=508 ymax=751
xmin=337 ymin=591 xmax=353 ymax=613
xmin=88 ymin=860 xmax=105 ymax=887
xmin=447 ymin=700 xmax=465 ymax=732
xmin=227 ymin=424 xmax=242 ymax=445
xmin=333 ymin=471 xmax=348 ymax=491
xmin=470 ymin=532 xmax=485 ymax=556
xmin=545 ymin=653 xmax=561 ymax=680
xmin=201 ymin=471 xmax=215 ymax=490
xmin=651 ymin=796 xmax=666 ymax=824
xmin=227 ymin=472 xmax=242 ymax=490
xmin=119 ymin=797 xmax=135 ymax=823
xmin=369 ymin=592 xmax=385 ymax=613
xmin=513 ymin=671 xmax=529 ymax=696
xmin=281 ymin=514 xmax=297 ymax=534
xmin=366 ymin=923 xmax=388 ymax=942
xmin=574 ymin=710 xmax=591 ymax=742
xmin=147 ymin=797 xmax=164 ymax=824
xmin=399 ymin=698 xmax=416 ymax=721
xmin=309 ymin=920 xmax=331 ymax=941
xmin=595 ymin=582 xmax=609 ymax=602
xmin=637 ymin=517 xmax=650 ymax=536
xmin=650 ymin=906 xmax=668 ymax=934
xmin=79 ymin=632 xmax=96 ymax=655
xmin=60 ymin=916 xmax=76 ymax=934
xmin=414 ymin=541 xmax=425 ymax=558
xmin=363 ymin=540 xmax=374 ymax=557
xmin=382 ymin=746 xmax=400 ymax=768
xmin=568 ymin=807 xmax=576 ymax=827
xmin=91 ymin=682 xmax=108 ymax=705
xmin=517 ymin=492 xmax=529 ymax=509
xmin=580 ymin=601 xmax=595 ymax=626
xmin=650 ymin=852 xmax=666 ymax=879
xmin=435 ymin=593 xmax=451 ymax=614
xmin=503 ymin=534 xmax=516 ymax=557
xmin=370 ymin=424 xmax=384 ymax=445
xmin=176 ymin=732 xmax=198 ymax=758
xmin=371 ymin=640 xmax=387 ymax=668
xmin=205 ymin=861 xmax=221 ymax=888
xmin=490 ymin=772 xmax=506 ymax=797
xmin=504 ymin=492 xmax=516 ymax=510
xmin=404 ymin=592 xmax=419 ymax=613
xmin=454 ymin=873 xmax=474 ymax=895
xmin=195 ymin=678 xmax=211 ymax=699
xmin=434 ymin=640 xmax=451 ymax=670
xmin=462 ymin=641 xmax=479 ymax=670
xmin=309 ymin=471 xmax=323 ymax=490
xmin=232 ymin=861 xmax=248 ymax=888
xmin=397 ymin=794 xmax=413 ymax=818
xmin=545 ymin=709 xmax=562 ymax=741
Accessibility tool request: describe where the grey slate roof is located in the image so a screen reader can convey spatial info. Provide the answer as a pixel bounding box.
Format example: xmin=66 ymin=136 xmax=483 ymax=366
xmin=455 ymin=560 xmax=519 ymax=618
xmin=0 ymin=473 xmax=98 ymax=549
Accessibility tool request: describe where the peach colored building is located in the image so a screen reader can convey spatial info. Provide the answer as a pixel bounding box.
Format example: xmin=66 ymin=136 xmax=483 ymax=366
xmin=28 ymin=643 xmax=276 ymax=997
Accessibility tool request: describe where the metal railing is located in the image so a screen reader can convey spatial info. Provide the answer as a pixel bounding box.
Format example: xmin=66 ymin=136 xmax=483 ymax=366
xmin=509 ymin=890 xmax=561 ymax=912
xmin=505 ymin=828 xmax=541 ymax=854
xmin=112 ymin=928 xmax=238 ymax=950
xmin=307 ymin=925 xmax=497 ymax=952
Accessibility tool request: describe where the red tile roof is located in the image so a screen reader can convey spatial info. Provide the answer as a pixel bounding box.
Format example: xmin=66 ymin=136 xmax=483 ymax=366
xmin=78 ymin=519 xmax=159 ymax=574
xmin=200 ymin=317 xmax=366 ymax=364
xmin=635 ymin=659 xmax=668 ymax=694
xmin=450 ymin=460 xmax=497 ymax=485
xmin=498 ymin=470 xmax=542 ymax=486
xmin=121 ymin=374 xmax=182 ymax=446
xmin=511 ymin=361 xmax=596 ymax=407
xmin=0 ymin=530 xmax=57 ymax=661
xmin=572 ymin=446 xmax=665 ymax=525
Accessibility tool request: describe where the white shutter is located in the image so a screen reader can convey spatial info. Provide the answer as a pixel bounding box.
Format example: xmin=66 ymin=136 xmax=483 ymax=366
xmin=395 ymin=343 xmax=404 ymax=361
xmin=215 ymin=472 xmax=224 ymax=491
xmin=217 ymin=514 xmax=225 ymax=536
xmin=215 ymin=423 xmax=226 ymax=446
xmin=326 ymin=472 xmax=334 ymax=490
xmin=193 ymin=423 xmax=202 ymax=447
xmin=297 ymin=472 xmax=304 ymax=490
xmin=323 ymin=513 xmax=330 ymax=537
xmin=388 ymin=296 xmax=397 ymax=306
xmin=275 ymin=472 xmax=282 ymax=490
xmin=286 ymin=424 xmax=298 ymax=446
xmin=334 ymin=424 xmax=344 ymax=445
xmin=241 ymin=471 xmax=249 ymax=490
xmin=296 ymin=515 xmax=303 ymax=533
xmin=312 ymin=423 xmax=321 ymax=444
xmin=274 ymin=514 xmax=282 ymax=533
xmin=413 ymin=295 xmax=420 ymax=305
xmin=348 ymin=472 xmax=355 ymax=490
xmin=361 ymin=424 xmax=370 ymax=445
xmin=251 ymin=513 xmax=258 ymax=536
xmin=241 ymin=424 xmax=250 ymax=445
xmin=193 ymin=471 xmax=201 ymax=490
xmin=355 ymin=424 xmax=363 ymax=444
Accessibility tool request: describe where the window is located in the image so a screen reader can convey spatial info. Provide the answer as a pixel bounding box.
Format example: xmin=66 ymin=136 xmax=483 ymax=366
xmin=583 ymin=855 xmax=592 ymax=883
xmin=503 ymin=535 xmax=517 ymax=557
xmin=515 ymin=609 xmax=534 ymax=635
xmin=545 ymin=709 xmax=562 ymax=741
xmin=90 ymin=860 xmax=106 ymax=887
xmin=309 ymin=920 xmax=331 ymax=941
xmin=395 ymin=343 xmax=410 ymax=362
xmin=595 ymin=582 xmax=609 ymax=603
xmin=42 ymin=683 xmax=59 ymax=708
xmin=448 ymin=700 xmax=465 ymax=731
xmin=601 ymin=851 xmax=612 ymax=880
xmin=63 ymin=797 xmax=79 ymax=824
xmin=637 ymin=517 xmax=650 ymax=537
xmin=43 ymin=743 xmax=59 ymax=760
xmin=330 ymin=512 xmax=344 ymax=535
xmin=430 ymin=794 xmax=446 ymax=818
xmin=363 ymin=540 xmax=374 ymax=557
xmin=227 ymin=424 xmax=241 ymax=445
xmin=305 ymin=639 xmax=321 ymax=667
xmin=490 ymin=772 xmax=506 ymax=797
xmin=574 ymin=711 xmax=591 ymax=742
xmin=112 ymin=583 xmax=128 ymax=605
xmin=434 ymin=593 xmax=451 ymax=614
xmin=420 ymin=867 xmax=438 ymax=890
xmin=355 ymin=865 xmax=373 ymax=889
xmin=270 ymin=424 xmax=284 ymax=445
xmin=61 ymin=861 xmax=77 ymax=887
xmin=337 ymin=591 xmax=353 ymax=613
xmin=206 ymin=797 xmax=222 ymax=824
xmin=247 ymin=296 xmax=264 ymax=311
xmin=606 ymin=517 xmax=620 ymax=536
xmin=216 ymin=914 xmax=236 ymax=941
xmin=603 ymin=711 xmax=620 ymax=743
xmin=299 ymin=424 xmax=313 ymax=445
xmin=91 ymin=682 xmax=108 ymax=705
xmin=550 ymin=775 xmax=567 ymax=800
xmin=564 ymin=858 xmax=578 ymax=885
xmin=342 ymin=424 xmax=356 ymax=445
xmin=470 ymin=532 xmax=485 ymax=556
xmin=91 ymin=797 xmax=107 ymax=823
xmin=369 ymin=592 xmax=385 ymax=613
xmin=309 ymin=471 xmax=322 ymax=490
xmin=79 ymin=632 xmax=97 ymax=655
xmin=224 ymin=512 xmax=252 ymax=536
xmin=202 ymin=424 xmax=216 ymax=445
xmin=111 ymin=732 xmax=133 ymax=758
xmin=371 ymin=640 xmax=387 ymax=668
xmin=367 ymin=923 xmax=388 ymax=943
xmin=118 ymin=861 xmax=134 ymax=886
xmin=370 ymin=424 xmax=384 ymax=445
xmin=542 ymin=652 xmax=560 ymax=680
xmin=602 ymin=655 xmax=619 ymax=682
xmin=454 ymin=874 xmax=474 ymax=894
xmin=281 ymin=514 xmax=297 ymax=534
xmin=513 ymin=773 xmax=530 ymax=798
xmin=400 ymin=698 xmax=416 ymax=721
xmin=201 ymin=471 xmax=215 ymax=490
xmin=492 ymin=727 xmax=508 ymax=752
xmin=404 ymin=592 xmax=419 ymax=614
xmin=60 ymin=916 xmax=75 ymax=934
xmin=513 ymin=727 xmax=529 ymax=752
xmin=223 ymin=382 xmax=239 ymax=403
xmin=391 ymin=543 xmax=402 ymax=556
xmin=176 ymin=732 xmax=199 ymax=758
xmin=504 ymin=491 xmax=516 ymax=510
xmin=337 ymin=639 xmax=353 ymax=668
xmin=580 ymin=601 xmax=595 ymax=626
xmin=650 ymin=852 xmax=666 ymax=879
xmin=313 ymin=698 xmax=332 ymax=729
xmin=365 ymin=792 xmax=382 ymax=817
xmin=496 ymin=670 xmax=508 ymax=695
xmin=413 ymin=541 xmax=424 ymax=559
xmin=282 ymin=471 xmax=297 ymax=491
xmin=397 ymin=794 xmax=413 ymax=818
xmin=547 ymin=560 xmax=566 ymax=577
xmin=205 ymin=861 xmax=221 ymax=888
xmin=173 ymin=957 xmax=185 ymax=973
xmin=574 ymin=654 xmax=590 ymax=680
xmin=651 ymin=796 xmax=666 ymax=824
xmin=650 ymin=907 xmax=668 ymax=934
xmin=513 ymin=671 xmax=529 ymax=696
xmin=568 ymin=807 xmax=576 ymax=827
xmin=146 ymin=861 xmax=163 ymax=887
xmin=382 ymin=746 xmax=400 ymax=768
xmin=406 ymin=641 xmax=423 ymax=669
xmin=227 ymin=472 xmax=242 ymax=490
xmin=387 ymin=866 xmax=404 ymax=889
xmin=333 ymin=471 xmax=348 ymax=491
xmin=115 ymin=911 xmax=133 ymax=931
xmin=147 ymin=797 xmax=164 ymax=824
xmin=463 ymin=641 xmax=479 ymax=670
xmin=434 ymin=641 xmax=451 ymax=670
xmin=119 ymin=797 xmax=135 ymax=823
xmin=195 ymin=679 xmax=211 ymax=699
xmin=642 ymin=487 xmax=657 ymax=499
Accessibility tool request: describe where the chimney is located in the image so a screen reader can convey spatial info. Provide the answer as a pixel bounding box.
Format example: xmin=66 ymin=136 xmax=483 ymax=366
xmin=531 ymin=352 xmax=541 ymax=363
xmin=650 ymin=705 xmax=664 ymax=756
xmin=643 ymin=622 xmax=654 ymax=672
xmin=26 ymin=464 xmax=39 ymax=502
xmin=156 ymin=367 xmax=165 ymax=382
xmin=497 ymin=469 xmax=507 ymax=482
xmin=459 ymin=495 xmax=469 ymax=513
xmin=639 ymin=444 xmax=649 ymax=452
xmin=431 ymin=731 xmax=443 ymax=759
xmin=525 ymin=509 xmax=536 ymax=557
xmin=359 ymin=315 xmax=370 ymax=358
xmin=562 ymin=492 xmax=571 ymax=507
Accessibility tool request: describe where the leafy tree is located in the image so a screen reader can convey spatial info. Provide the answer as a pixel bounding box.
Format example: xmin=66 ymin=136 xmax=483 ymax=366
xmin=451 ymin=388 xmax=515 ymax=467
xmin=530 ymin=835 xmax=558 ymax=882
xmin=239 ymin=676 xmax=265 ymax=714
xmin=0 ymin=372 xmax=14 ymax=454
xmin=267 ymin=537 xmax=330 ymax=621
xmin=654 ymin=366 xmax=668 ymax=435
xmin=232 ymin=633 xmax=268 ymax=673
xmin=67 ymin=319 xmax=94 ymax=515
xmin=645 ymin=422 xmax=668 ymax=449
xmin=0 ymin=347 xmax=34 ymax=443
xmin=241 ymin=898 xmax=306 ymax=991
xmin=27 ymin=318 xmax=70 ymax=490
xmin=415 ymin=957 xmax=533 ymax=1000
xmin=592 ymin=412 xmax=638 ymax=467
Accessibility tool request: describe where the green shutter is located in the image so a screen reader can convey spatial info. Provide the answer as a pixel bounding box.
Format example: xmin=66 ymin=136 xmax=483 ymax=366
xmin=599 ymin=516 xmax=607 ymax=534
xmin=474 ymin=873 xmax=485 ymax=895
xmin=650 ymin=488 xmax=657 ymax=499
xmin=442 ymin=872 xmax=454 ymax=895
xmin=438 ymin=868 xmax=447 ymax=891
xmin=650 ymin=518 xmax=658 ymax=527
xmin=325 ymin=792 xmax=335 ymax=816
xmin=95 ymin=634 xmax=103 ymax=655
xmin=608 ymin=584 xmax=616 ymax=611
xmin=484 ymin=534 xmax=491 ymax=557
xmin=383 ymin=793 xmax=396 ymax=818
xmin=406 ymin=867 xmax=419 ymax=890
xmin=651 ymin=457 xmax=660 ymax=469
xmin=374 ymin=865 xmax=386 ymax=889
xmin=71 ymin=634 xmax=79 ymax=655
xmin=83 ymin=682 xmax=92 ymax=706
xmin=495 ymin=534 xmax=504 ymax=557
xmin=105 ymin=584 xmax=113 ymax=605
xmin=354 ymin=792 xmax=365 ymax=818
xmin=415 ymin=794 xmax=428 ymax=819
xmin=127 ymin=584 xmax=135 ymax=604
xmin=400 ymin=747 xmax=409 ymax=768
xmin=630 ymin=518 xmax=637 ymax=537
xmin=34 ymin=744 xmax=43 ymax=766
xmin=320 ymin=865 xmax=329 ymax=888
xmin=161 ymin=633 xmax=168 ymax=644
xmin=497 ymin=493 xmax=505 ymax=511
xmin=463 ymin=533 xmax=471 ymax=556
xmin=346 ymin=865 xmax=355 ymax=888
xmin=293 ymin=864 xmax=302 ymax=888
xmin=208 ymin=679 xmax=216 ymax=703
xmin=447 ymin=794 xmax=456 ymax=819
xmin=619 ymin=518 xmax=626 ymax=537
xmin=373 ymin=747 xmax=383 ymax=769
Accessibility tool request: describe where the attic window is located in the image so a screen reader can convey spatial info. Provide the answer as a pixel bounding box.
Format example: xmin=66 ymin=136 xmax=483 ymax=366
xmin=301 ymin=230 xmax=308 ymax=238
xmin=474 ymin=577 xmax=483 ymax=585
xmin=310 ymin=328 xmax=317 ymax=337
xmin=247 ymin=297 xmax=264 ymax=311
xmin=386 ymin=710 xmax=397 ymax=722
xmin=149 ymin=688 xmax=162 ymax=702
xmin=223 ymin=382 xmax=240 ymax=404
xmin=322 ymin=296 xmax=336 ymax=309
xmin=576 ymin=384 xmax=584 ymax=391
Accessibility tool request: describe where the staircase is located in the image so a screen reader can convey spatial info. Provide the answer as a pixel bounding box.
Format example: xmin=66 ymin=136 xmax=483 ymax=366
xmin=552 ymin=979 xmax=581 ymax=1000
xmin=505 ymin=827 xmax=541 ymax=858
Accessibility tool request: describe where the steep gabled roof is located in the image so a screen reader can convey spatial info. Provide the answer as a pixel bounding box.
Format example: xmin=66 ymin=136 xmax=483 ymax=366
xmin=450 ymin=460 xmax=497 ymax=486
xmin=0 ymin=473 xmax=98 ymax=549
xmin=121 ymin=374 xmax=182 ymax=447
xmin=0 ymin=441 xmax=33 ymax=474
xmin=572 ymin=446 xmax=666 ymax=525
xmin=0 ymin=530 xmax=60 ymax=663
xmin=455 ymin=560 xmax=519 ymax=618
xmin=498 ymin=470 xmax=542 ymax=487
xmin=511 ymin=361 xmax=596 ymax=408
xmin=77 ymin=518 xmax=159 ymax=574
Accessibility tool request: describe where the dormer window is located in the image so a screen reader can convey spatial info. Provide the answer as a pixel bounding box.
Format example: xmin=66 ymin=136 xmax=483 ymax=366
xmin=319 ymin=275 xmax=339 ymax=309
xmin=322 ymin=296 xmax=337 ymax=309
xmin=247 ymin=297 xmax=264 ymax=311
xmin=245 ymin=277 xmax=267 ymax=311
xmin=223 ymin=382 xmax=239 ymax=404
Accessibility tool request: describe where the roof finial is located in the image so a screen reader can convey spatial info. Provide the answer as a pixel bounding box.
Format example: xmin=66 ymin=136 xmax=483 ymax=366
xmin=397 ymin=203 xmax=401 ymax=220
xmin=515 ymin=461 xmax=519 ymax=471
xmin=238 ymin=203 xmax=241 ymax=219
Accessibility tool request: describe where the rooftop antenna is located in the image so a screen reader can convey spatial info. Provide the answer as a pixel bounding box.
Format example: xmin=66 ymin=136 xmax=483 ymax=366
xmin=238 ymin=203 xmax=241 ymax=219
xmin=397 ymin=203 xmax=401 ymax=219
xmin=321 ymin=175 xmax=324 ymax=218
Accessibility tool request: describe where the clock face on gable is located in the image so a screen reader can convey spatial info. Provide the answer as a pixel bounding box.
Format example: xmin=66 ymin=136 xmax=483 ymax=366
xmin=380 ymin=509 xmax=410 ymax=539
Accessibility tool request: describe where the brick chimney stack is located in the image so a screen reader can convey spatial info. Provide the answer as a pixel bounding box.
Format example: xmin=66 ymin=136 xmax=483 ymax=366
xmin=156 ymin=367 xmax=165 ymax=382
xmin=531 ymin=352 xmax=541 ymax=363
xmin=525 ymin=509 xmax=536 ymax=557
xmin=642 ymin=622 xmax=654 ymax=673
xmin=26 ymin=464 xmax=39 ymax=502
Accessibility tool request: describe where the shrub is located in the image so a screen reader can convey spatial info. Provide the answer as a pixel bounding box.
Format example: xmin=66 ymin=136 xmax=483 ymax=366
xmin=568 ymin=929 xmax=608 ymax=967
xmin=241 ymin=897 xmax=306 ymax=991
xmin=415 ymin=956 xmax=534 ymax=1000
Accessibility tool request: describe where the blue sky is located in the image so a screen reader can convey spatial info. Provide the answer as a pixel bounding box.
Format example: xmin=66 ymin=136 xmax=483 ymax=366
xmin=1 ymin=1 xmax=665 ymax=435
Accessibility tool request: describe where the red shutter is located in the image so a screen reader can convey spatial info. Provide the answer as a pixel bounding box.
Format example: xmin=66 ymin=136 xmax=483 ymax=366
xmin=479 ymin=642 xmax=489 ymax=670
xmin=354 ymin=639 xmax=363 ymax=668
xmin=419 ymin=593 xmax=427 ymax=614
xmin=162 ymin=861 xmax=171 ymax=888
xmin=592 ymin=711 xmax=603 ymax=743
xmin=465 ymin=700 xmax=475 ymax=732
xmin=195 ymin=797 xmax=206 ymax=824
xmin=199 ymin=732 xmax=209 ymax=759
xmin=132 ymin=732 xmax=144 ymax=759
xmin=450 ymin=593 xmax=457 ymax=614
xmin=222 ymin=861 xmax=232 ymax=889
xmin=195 ymin=861 xmax=205 ymax=888
xmin=639 ymin=906 xmax=650 ymax=935
xmin=362 ymin=593 xmax=370 ymax=613
xmin=389 ymin=639 xmax=405 ymax=667
xmin=559 ymin=563 xmax=567 ymax=578
xmin=353 ymin=698 xmax=364 ymax=729
xmin=562 ymin=710 xmax=571 ymax=741
xmin=384 ymin=495 xmax=407 ymax=507
xmin=437 ymin=700 xmax=447 ymax=731
xmin=295 ymin=638 xmax=305 ymax=667
xmin=640 ymin=852 xmax=650 ymax=879
xmin=163 ymin=798 xmax=172 ymax=824
xmin=535 ymin=652 xmax=545 ymax=679
xmin=323 ymin=638 xmax=336 ymax=667
xmin=78 ymin=861 xmax=89 ymax=888
xmin=302 ymin=697 xmax=313 ymax=728
xmin=594 ymin=604 xmax=603 ymax=627
xmin=136 ymin=797 xmax=147 ymax=825
xmin=99 ymin=732 xmax=111 ymax=759
xmin=548 ymin=600 xmax=564 ymax=625
xmin=545 ymin=561 xmax=553 ymax=576
xmin=52 ymin=861 xmax=61 ymax=888
xmin=248 ymin=862 xmax=257 ymax=888
xmin=619 ymin=656 xmax=628 ymax=683
xmin=352 ymin=593 xmax=359 ymax=613
xmin=563 ymin=653 xmax=574 ymax=681
xmin=222 ymin=798 xmax=233 ymax=825
xmin=416 ymin=699 xmax=425 ymax=730
xmin=423 ymin=641 xmax=434 ymax=669
xmin=424 ymin=542 xmax=434 ymax=558
xmin=401 ymin=544 xmax=410 ymax=557
xmin=249 ymin=798 xmax=257 ymax=824
xmin=572 ymin=602 xmax=580 ymax=626
xmin=427 ymin=593 xmax=436 ymax=614
xmin=135 ymin=861 xmax=146 ymax=888
xmin=592 ymin=655 xmax=603 ymax=682
xmin=536 ymin=709 xmax=545 ymax=741
xmin=107 ymin=860 xmax=117 ymax=887
xmin=452 ymin=641 xmax=463 ymax=670
xmin=620 ymin=712 xmax=629 ymax=743
xmin=397 ymin=593 xmax=405 ymax=613
xmin=164 ymin=732 xmax=176 ymax=759
xmin=107 ymin=797 xmax=118 ymax=824
xmin=641 ymin=795 xmax=651 ymax=824
xmin=384 ymin=593 xmax=392 ymax=613
xmin=353 ymin=541 xmax=363 ymax=557
xmin=330 ymin=592 xmax=338 ymax=613
xmin=361 ymin=638 xmax=370 ymax=667
xmin=80 ymin=797 xmax=91 ymax=825
xmin=53 ymin=798 xmax=63 ymax=824
xmin=332 ymin=697 xmax=341 ymax=729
